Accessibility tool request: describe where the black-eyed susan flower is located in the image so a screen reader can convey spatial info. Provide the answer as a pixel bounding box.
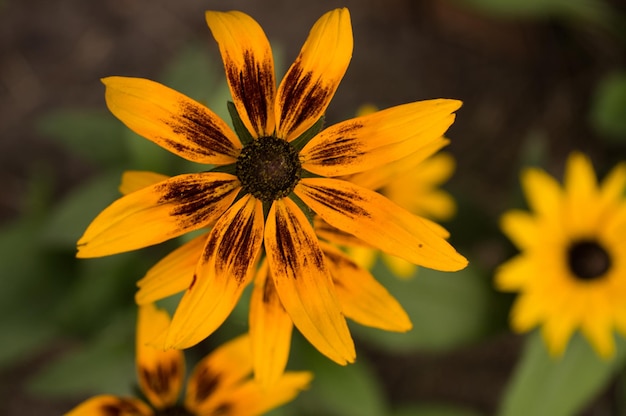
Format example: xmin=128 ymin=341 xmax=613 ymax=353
xmin=77 ymin=8 xmax=467 ymax=370
xmin=66 ymin=304 xmax=311 ymax=416
xmin=496 ymin=152 xmax=626 ymax=358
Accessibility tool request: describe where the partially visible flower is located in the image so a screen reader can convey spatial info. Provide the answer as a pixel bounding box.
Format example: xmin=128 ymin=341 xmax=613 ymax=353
xmin=66 ymin=304 xmax=312 ymax=416
xmin=495 ymin=152 xmax=626 ymax=358
xmin=77 ymin=8 xmax=467 ymax=376
xmin=317 ymin=104 xmax=457 ymax=278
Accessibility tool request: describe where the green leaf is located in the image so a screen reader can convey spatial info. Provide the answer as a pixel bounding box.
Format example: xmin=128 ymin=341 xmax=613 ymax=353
xmin=0 ymin=318 xmax=57 ymax=369
xmin=58 ymin=254 xmax=144 ymax=335
xmin=41 ymin=172 xmax=121 ymax=248
xmin=37 ymin=109 xmax=127 ymax=167
xmin=498 ymin=331 xmax=626 ymax=416
xmin=161 ymin=43 xmax=220 ymax=104
xmin=590 ymin=71 xmax=626 ymax=142
xmin=228 ymin=101 xmax=254 ymax=145
xmin=392 ymin=404 xmax=482 ymax=416
xmin=294 ymin=337 xmax=388 ymax=416
xmin=351 ymin=264 xmax=492 ymax=352
xmin=28 ymin=309 xmax=136 ymax=398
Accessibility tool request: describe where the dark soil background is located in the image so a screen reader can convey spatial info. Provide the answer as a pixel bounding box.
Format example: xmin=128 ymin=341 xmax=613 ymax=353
xmin=1 ymin=0 xmax=625 ymax=414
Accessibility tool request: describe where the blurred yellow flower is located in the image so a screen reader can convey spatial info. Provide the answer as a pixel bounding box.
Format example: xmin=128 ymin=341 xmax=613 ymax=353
xmin=496 ymin=152 xmax=626 ymax=358
xmin=77 ymin=8 xmax=466 ymax=376
xmin=66 ymin=304 xmax=311 ymax=416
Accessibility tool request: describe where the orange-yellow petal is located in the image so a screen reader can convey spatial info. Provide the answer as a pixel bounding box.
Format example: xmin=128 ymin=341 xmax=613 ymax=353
xmin=495 ymin=254 xmax=534 ymax=291
xmin=275 ymin=8 xmax=352 ymax=140
xmin=209 ymin=371 xmax=313 ymax=416
xmin=321 ymin=242 xmax=412 ymax=331
xmin=345 ymin=138 xmax=449 ymax=190
xmin=296 ymin=178 xmax=467 ymax=271
xmin=521 ymin=167 xmax=563 ymax=220
xmin=103 ymin=76 xmax=241 ymax=164
xmin=166 ymin=195 xmax=264 ymax=349
xmin=136 ymin=304 xmax=184 ymax=409
xmin=65 ymin=395 xmax=153 ymax=416
xmin=265 ymin=198 xmax=355 ymax=365
xmin=300 ymin=100 xmax=461 ymax=177
xmin=135 ymin=232 xmax=208 ymax=305
xmin=120 ymin=171 xmax=170 ymax=195
xmin=185 ymin=334 xmax=253 ymax=413
xmin=249 ymin=260 xmax=293 ymax=388
xmin=77 ymin=173 xmax=240 ymax=257
xmin=500 ymin=210 xmax=540 ymax=250
xmin=206 ymin=11 xmax=276 ymax=138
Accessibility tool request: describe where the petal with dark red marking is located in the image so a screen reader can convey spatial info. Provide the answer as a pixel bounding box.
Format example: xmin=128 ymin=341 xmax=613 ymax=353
xmin=103 ymin=77 xmax=241 ymax=164
xmin=166 ymin=195 xmax=264 ymax=349
xmin=249 ymin=260 xmax=293 ymax=387
xmin=295 ymin=178 xmax=467 ymax=271
xmin=275 ymin=8 xmax=352 ymax=141
xmin=77 ymin=173 xmax=240 ymax=257
xmin=206 ymin=11 xmax=276 ymax=138
xmin=65 ymin=395 xmax=153 ymax=416
xmin=300 ymin=100 xmax=461 ymax=177
xmin=136 ymin=304 xmax=184 ymax=409
xmin=264 ymin=198 xmax=355 ymax=365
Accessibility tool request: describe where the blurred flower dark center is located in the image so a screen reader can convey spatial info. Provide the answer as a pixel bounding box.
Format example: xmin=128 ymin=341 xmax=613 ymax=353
xmin=156 ymin=405 xmax=194 ymax=416
xmin=236 ymin=136 xmax=301 ymax=202
xmin=567 ymin=239 xmax=611 ymax=280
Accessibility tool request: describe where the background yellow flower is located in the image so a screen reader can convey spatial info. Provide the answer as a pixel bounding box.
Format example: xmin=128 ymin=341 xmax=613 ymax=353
xmin=496 ymin=152 xmax=626 ymax=358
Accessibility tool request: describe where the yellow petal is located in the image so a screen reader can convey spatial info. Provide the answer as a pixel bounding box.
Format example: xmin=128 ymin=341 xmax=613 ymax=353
xmin=296 ymin=178 xmax=467 ymax=271
xmin=166 ymin=195 xmax=264 ymax=349
xmin=135 ymin=232 xmax=207 ymax=305
xmin=495 ymin=255 xmax=534 ymax=291
xmin=564 ymin=152 xmax=600 ymax=232
xmin=136 ymin=304 xmax=184 ymax=409
xmin=599 ymin=161 xmax=626 ymax=210
xmin=500 ymin=210 xmax=540 ymax=250
xmin=249 ymin=260 xmax=293 ymax=388
xmin=77 ymin=173 xmax=240 ymax=257
xmin=65 ymin=395 xmax=153 ymax=416
xmin=206 ymin=11 xmax=276 ymax=137
xmin=103 ymin=76 xmax=241 ymax=164
xmin=120 ymin=171 xmax=169 ymax=195
xmin=321 ymin=242 xmax=412 ymax=332
xmin=344 ymin=137 xmax=449 ymax=190
xmin=275 ymin=8 xmax=353 ymax=140
xmin=510 ymin=293 xmax=544 ymax=333
xmin=300 ymin=100 xmax=461 ymax=177
xmin=185 ymin=334 xmax=253 ymax=412
xmin=314 ymin=216 xmax=372 ymax=248
xmin=265 ymin=198 xmax=355 ymax=365
xmin=212 ymin=371 xmax=313 ymax=416
xmin=382 ymin=254 xmax=417 ymax=279
xmin=521 ymin=167 xmax=563 ymax=220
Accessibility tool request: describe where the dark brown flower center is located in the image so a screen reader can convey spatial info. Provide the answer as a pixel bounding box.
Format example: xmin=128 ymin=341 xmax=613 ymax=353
xmin=156 ymin=405 xmax=194 ymax=416
xmin=236 ymin=136 xmax=301 ymax=202
xmin=567 ymin=239 xmax=611 ymax=280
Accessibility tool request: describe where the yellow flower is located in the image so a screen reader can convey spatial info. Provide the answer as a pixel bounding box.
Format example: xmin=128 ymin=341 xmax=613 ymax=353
xmin=66 ymin=304 xmax=312 ymax=416
xmin=77 ymin=8 xmax=467 ymax=369
xmin=496 ymin=152 xmax=626 ymax=358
